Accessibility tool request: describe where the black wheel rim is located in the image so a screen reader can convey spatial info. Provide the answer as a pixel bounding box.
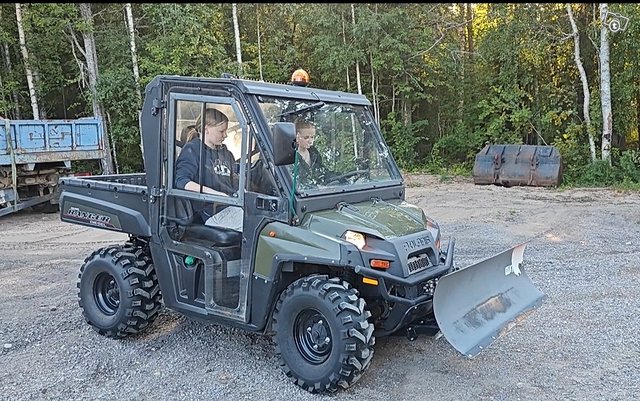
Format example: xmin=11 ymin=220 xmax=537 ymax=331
xmin=93 ymin=272 xmax=120 ymax=315
xmin=294 ymin=308 xmax=332 ymax=365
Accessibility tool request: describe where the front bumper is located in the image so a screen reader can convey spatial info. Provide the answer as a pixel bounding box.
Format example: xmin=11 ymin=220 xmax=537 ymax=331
xmin=354 ymin=238 xmax=455 ymax=336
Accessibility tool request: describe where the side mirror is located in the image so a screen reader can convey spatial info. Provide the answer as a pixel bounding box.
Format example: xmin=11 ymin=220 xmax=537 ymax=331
xmin=272 ymin=122 xmax=297 ymax=166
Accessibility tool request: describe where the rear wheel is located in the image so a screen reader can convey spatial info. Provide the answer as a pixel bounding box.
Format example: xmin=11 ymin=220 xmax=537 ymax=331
xmin=272 ymin=275 xmax=375 ymax=393
xmin=77 ymin=245 xmax=162 ymax=338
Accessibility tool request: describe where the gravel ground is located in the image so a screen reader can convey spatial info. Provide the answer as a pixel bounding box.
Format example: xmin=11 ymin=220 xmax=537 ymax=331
xmin=1 ymin=174 xmax=639 ymax=401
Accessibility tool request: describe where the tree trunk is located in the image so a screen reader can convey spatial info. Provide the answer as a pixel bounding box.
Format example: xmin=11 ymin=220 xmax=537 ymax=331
xmin=370 ymin=53 xmax=378 ymax=124
xmin=125 ymin=3 xmax=143 ymax=158
xmin=79 ymin=3 xmax=114 ymax=174
xmin=351 ymin=4 xmax=362 ymax=95
xmin=599 ymin=3 xmax=612 ymax=165
xmin=403 ymin=75 xmax=412 ymax=126
xmin=342 ymin=11 xmax=350 ymax=91
xmin=256 ymin=5 xmax=263 ymax=81
xmin=15 ymin=3 xmax=39 ymax=120
xmin=1 ymin=43 xmax=21 ymax=119
xmin=125 ymin=4 xmax=141 ymax=104
xmin=636 ymin=91 xmax=640 ymax=151
xmin=466 ymin=3 xmax=474 ymax=55
xmin=232 ymin=3 xmax=243 ymax=78
xmin=567 ymin=4 xmax=597 ymax=163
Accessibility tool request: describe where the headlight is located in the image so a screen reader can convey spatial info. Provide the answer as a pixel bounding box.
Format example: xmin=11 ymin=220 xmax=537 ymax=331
xmin=344 ymin=230 xmax=366 ymax=249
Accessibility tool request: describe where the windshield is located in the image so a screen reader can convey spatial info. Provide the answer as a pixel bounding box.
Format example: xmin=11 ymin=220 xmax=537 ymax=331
xmin=257 ymin=95 xmax=401 ymax=195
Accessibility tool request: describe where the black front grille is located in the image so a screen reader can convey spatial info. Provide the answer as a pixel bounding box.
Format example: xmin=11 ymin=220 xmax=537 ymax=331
xmin=407 ymin=253 xmax=430 ymax=274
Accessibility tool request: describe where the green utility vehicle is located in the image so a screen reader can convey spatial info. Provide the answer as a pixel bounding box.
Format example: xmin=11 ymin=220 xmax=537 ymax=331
xmin=59 ymin=73 xmax=546 ymax=393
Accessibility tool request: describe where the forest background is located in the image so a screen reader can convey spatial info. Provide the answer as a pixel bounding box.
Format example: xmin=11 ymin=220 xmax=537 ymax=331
xmin=2 ymin=3 xmax=640 ymax=188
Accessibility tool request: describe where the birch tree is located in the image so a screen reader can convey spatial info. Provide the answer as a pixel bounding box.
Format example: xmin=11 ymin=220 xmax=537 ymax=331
xmin=566 ymin=4 xmax=597 ymax=163
xmin=15 ymin=3 xmax=39 ymax=119
xmin=232 ymin=3 xmax=243 ymax=78
xmin=77 ymin=3 xmax=114 ymax=174
xmin=125 ymin=4 xmax=141 ymax=105
xmin=125 ymin=3 xmax=143 ymax=156
xmin=342 ymin=12 xmax=350 ymax=91
xmin=256 ymin=5 xmax=263 ymax=81
xmin=351 ymin=4 xmax=362 ymax=95
xmin=599 ymin=3 xmax=612 ymax=164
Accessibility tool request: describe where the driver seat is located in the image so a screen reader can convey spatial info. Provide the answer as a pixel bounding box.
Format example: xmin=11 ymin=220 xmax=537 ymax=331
xmin=165 ymin=196 xmax=242 ymax=248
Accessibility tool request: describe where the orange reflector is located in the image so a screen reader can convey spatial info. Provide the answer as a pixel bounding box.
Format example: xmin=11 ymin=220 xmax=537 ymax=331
xmin=362 ymin=277 xmax=378 ymax=285
xmin=268 ymin=231 xmax=276 ymax=237
xmin=370 ymin=259 xmax=390 ymax=269
xmin=291 ymin=68 xmax=310 ymax=86
xmin=435 ymin=238 xmax=441 ymax=249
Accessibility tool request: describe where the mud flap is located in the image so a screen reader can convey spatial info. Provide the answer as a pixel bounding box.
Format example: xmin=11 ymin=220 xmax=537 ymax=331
xmin=433 ymin=243 xmax=546 ymax=358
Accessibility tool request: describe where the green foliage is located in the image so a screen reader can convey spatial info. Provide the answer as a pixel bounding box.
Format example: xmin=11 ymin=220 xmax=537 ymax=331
xmin=618 ymin=149 xmax=640 ymax=183
xmin=137 ymin=4 xmax=232 ymax=82
xmin=552 ymin=123 xmax=591 ymax=185
xmin=380 ymin=111 xmax=428 ymax=170
xmin=430 ymin=119 xmax=483 ymax=170
xmin=576 ymin=159 xmax=620 ymax=186
xmin=0 ymin=2 xmax=639 ymax=189
xmin=97 ymin=69 xmax=143 ymax=172
xmin=475 ymin=85 xmax=532 ymax=144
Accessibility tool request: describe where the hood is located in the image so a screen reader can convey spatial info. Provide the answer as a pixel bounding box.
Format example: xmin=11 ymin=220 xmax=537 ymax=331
xmin=305 ymin=198 xmax=426 ymax=239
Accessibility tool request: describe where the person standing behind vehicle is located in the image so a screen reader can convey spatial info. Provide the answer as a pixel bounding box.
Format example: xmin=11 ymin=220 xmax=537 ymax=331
xmin=294 ymin=117 xmax=329 ymax=186
xmin=175 ymin=108 xmax=243 ymax=231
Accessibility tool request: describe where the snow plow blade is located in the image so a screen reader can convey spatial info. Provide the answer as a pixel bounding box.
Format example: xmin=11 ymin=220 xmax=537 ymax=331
xmin=433 ymin=243 xmax=546 ymax=358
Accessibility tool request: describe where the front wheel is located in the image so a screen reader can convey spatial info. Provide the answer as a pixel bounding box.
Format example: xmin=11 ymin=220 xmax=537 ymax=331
xmin=272 ymin=275 xmax=375 ymax=393
xmin=77 ymin=245 xmax=162 ymax=338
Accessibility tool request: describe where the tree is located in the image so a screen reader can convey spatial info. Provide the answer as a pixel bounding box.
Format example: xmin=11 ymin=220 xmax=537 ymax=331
xmin=125 ymin=3 xmax=143 ymax=155
xmin=77 ymin=3 xmax=114 ymax=174
xmin=15 ymin=3 xmax=39 ymax=119
xmin=351 ymin=4 xmax=362 ymax=95
xmin=599 ymin=3 xmax=613 ymax=164
xmin=0 ymin=6 xmax=20 ymax=119
xmin=232 ymin=3 xmax=243 ymax=78
xmin=255 ymin=4 xmax=263 ymax=81
xmin=567 ymin=3 xmax=597 ymax=163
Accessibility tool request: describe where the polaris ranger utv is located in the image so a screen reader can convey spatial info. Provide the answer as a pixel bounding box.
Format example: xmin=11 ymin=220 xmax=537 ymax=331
xmin=59 ymin=71 xmax=546 ymax=393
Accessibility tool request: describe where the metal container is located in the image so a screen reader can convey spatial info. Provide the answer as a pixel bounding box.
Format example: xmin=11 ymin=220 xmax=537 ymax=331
xmin=473 ymin=144 xmax=562 ymax=187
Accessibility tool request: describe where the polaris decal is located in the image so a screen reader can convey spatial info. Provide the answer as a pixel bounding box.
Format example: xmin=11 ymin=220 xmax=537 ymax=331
xmin=402 ymin=235 xmax=430 ymax=252
xmin=64 ymin=205 xmax=120 ymax=230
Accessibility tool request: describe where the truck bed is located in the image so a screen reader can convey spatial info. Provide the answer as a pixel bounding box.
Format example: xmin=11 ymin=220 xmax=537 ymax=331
xmin=59 ymin=173 xmax=151 ymax=236
xmin=1 ymin=118 xmax=106 ymax=216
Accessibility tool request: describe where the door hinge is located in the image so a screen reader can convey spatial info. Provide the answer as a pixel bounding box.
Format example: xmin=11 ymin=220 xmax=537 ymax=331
xmin=150 ymin=186 xmax=164 ymax=201
xmin=151 ymin=98 xmax=165 ymax=116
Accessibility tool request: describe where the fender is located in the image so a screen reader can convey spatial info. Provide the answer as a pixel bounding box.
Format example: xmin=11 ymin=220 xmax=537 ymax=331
xmin=60 ymin=192 xmax=151 ymax=237
xmin=249 ymin=247 xmax=360 ymax=333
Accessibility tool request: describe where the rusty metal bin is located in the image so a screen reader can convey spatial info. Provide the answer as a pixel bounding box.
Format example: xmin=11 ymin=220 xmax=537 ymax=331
xmin=473 ymin=144 xmax=562 ymax=187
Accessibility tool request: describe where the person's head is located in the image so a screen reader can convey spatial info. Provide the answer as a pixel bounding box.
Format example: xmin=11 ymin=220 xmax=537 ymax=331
xmin=180 ymin=125 xmax=199 ymax=144
xmin=294 ymin=118 xmax=316 ymax=151
xmin=195 ymin=108 xmax=229 ymax=147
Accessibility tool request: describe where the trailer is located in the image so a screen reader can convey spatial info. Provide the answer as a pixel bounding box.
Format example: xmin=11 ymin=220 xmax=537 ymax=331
xmin=0 ymin=117 xmax=106 ymax=217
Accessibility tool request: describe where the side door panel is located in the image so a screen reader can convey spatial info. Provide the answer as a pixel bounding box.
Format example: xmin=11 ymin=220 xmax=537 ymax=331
xmin=159 ymin=91 xmax=250 ymax=322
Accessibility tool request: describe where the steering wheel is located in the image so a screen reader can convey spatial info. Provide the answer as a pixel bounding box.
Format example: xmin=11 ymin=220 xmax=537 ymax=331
xmin=327 ymin=169 xmax=369 ymax=185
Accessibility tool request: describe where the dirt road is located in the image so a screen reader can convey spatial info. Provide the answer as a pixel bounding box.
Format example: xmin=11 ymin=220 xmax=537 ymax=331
xmin=1 ymin=174 xmax=639 ymax=401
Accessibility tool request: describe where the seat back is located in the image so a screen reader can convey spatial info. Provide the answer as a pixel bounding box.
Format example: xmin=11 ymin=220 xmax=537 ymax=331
xmin=165 ymin=196 xmax=242 ymax=247
xmin=165 ymin=196 xmax=197 ymax=240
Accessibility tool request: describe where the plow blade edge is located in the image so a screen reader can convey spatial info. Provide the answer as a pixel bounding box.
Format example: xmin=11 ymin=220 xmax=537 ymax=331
xmin=433 ymin=243 xmax=546 ymax=358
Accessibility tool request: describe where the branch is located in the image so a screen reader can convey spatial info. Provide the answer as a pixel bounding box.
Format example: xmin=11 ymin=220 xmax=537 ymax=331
xmin=410 ymin=18 xmax=471 ymax=61
xmin=63 ymin=26 xmax=87 ymax=89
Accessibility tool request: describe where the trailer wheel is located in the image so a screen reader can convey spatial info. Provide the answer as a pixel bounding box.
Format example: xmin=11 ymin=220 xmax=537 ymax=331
xmin=77 ymin=245 xmax=162 ymax=338
xmin=272 ymin=275 xmax=375 ymax=393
